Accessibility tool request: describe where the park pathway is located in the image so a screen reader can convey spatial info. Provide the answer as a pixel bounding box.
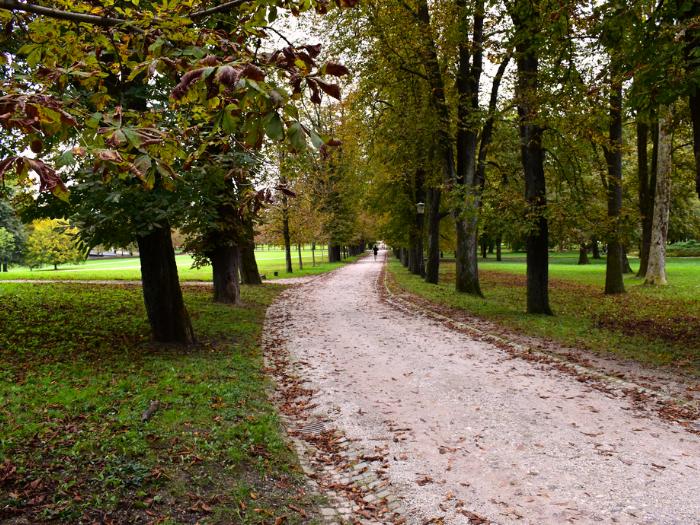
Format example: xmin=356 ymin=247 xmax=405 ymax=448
xmin=264 ymin=251 xmax=700 ymax=525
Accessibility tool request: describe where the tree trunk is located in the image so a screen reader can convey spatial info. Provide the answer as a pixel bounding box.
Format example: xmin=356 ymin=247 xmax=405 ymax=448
xmin=3 ymin=259 xmax=8 ymax=272
xmin=603 ymin=77 xmax=625 ymax=295
xmin=591 ymin=238 xmax=601 ymax=259
xmin=137 ymin=226 xmax=195 ymax=344
xmin=578 ymin=244 xmax=589 ymax=265
xmin=637 ymin=114 xmax=658 ymax=277
xmin=209 ymin=243 xmax=241 ymax=304
xmin=637 ymin=118 xmax=651 ymax=276
xmin=239 ymin=239 xmax=261 ymax=285
xmin=409 ymin=169 xmax=425 ymax=277
xmin=453 ymin=0 xmax=485 ymax=296
xmin=511 ymin=0 xmax=552 ymax=315
xmin=424 ymin=187 xmax=441 ymax=284
xmin=496 ymin=235 xmax=502 ymax=261
xmin=684 ymin=2 xmax=700 ymax=197
xmin=455 ymin=218 xmax=482 ymax=295
xmin=621 ymin=247 xmax=633 ymax=274
xmin=297 ymin=243 xmax=303 ymax=270
xmin=691 ymin=91 xmax=700 ymax=198
xmin=312 ymin=242 xmax=316 ymax=267
xmin=239 ymin=219 xmax=262 ymax=285
xmin=400 ymin=247 xmax=409 ymax=267
xmin=645 ymin=105 xmax=673 ymax=285
xmin=329 ymin=243 xmax=341 ymax=263
xmin=282 ymin=192 xmax=293 ymax=274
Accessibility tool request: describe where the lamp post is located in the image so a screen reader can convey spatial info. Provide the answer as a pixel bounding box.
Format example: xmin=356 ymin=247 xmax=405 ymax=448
xmin=415 ymin=201 xmax=425 ymax=276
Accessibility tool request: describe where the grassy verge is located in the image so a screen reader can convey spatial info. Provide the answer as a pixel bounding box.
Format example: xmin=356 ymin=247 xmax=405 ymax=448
xmin=0 ymin=283 xmax=317 ymax=524
xmin=388 ymin=256 xmax=700 ymax=375
xmin=0 ymin=252 xmax=359 ymax=282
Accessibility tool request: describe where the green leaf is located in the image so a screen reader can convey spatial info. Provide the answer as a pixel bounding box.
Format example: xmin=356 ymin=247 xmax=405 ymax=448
xmin=56 ymin=150 xmax=75 ymax=168
xmin=263 ymin=112 xmax=284 ymax=141
xmin=123 ymin=128 xmax=142 ymax=149
xmin=308 ymin=129 xmax=324 ymax=149
xmin=287 ymin=122 xmax=307 ymax=151
xmin=221 ymin=110 xmax=239 ymax=133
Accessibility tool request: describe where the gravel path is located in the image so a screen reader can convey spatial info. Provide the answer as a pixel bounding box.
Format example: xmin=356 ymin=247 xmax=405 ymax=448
xmin=266 ymin=251 xmax=700 ymax=524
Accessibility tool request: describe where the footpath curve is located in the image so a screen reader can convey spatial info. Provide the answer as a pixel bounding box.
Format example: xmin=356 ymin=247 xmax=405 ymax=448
xmin=264 ymin=251 xmax=700 ymax=525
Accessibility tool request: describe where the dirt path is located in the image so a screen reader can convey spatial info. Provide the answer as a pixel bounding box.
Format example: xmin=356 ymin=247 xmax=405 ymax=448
xmin=265 ymin=251 xmax=700 ymax=525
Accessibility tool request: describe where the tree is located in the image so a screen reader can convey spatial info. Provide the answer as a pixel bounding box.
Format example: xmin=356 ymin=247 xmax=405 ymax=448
xmin=0 ymin=198 xmax=25 ymax=271
xmin=509 ymin=0 xmax=553 ymax=315
xmin=0 ymin=0 xmax=357 ymax=342
xmin=25 ymin=219 xmax=85 ymax=270
xmin=645 ymin=104 xmax=674 ymax=285
xmin=0 ymin=227 xmax=15 ymax=271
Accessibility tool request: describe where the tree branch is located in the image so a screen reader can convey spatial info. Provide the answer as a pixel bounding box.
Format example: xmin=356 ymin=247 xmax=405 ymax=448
xmin=0 ymin=0 xmax=128 ymax=26
xmin=190 ymin=0 xmax=247 ymax=20
xmin=0 ymin=0 xmax=248 ymax=29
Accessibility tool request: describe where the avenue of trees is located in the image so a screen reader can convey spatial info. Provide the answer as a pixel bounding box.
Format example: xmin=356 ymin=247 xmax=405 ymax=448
xmin=317 ymin=0 xmax=700 ymax=314
xmin=1 ymin=0 xmax=699 ymax=340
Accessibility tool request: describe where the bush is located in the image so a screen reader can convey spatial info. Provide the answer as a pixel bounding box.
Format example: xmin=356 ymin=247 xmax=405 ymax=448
xmin=666 ymin=240 xmax=700 ymax=257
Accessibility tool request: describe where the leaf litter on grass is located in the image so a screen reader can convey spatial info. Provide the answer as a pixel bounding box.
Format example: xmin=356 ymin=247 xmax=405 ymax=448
xmin=0 ymin=283 xmax=316 ymax=524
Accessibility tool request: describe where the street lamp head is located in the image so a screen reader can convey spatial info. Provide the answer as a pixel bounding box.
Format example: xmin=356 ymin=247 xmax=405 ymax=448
xmin=416 ymin=201 xmax=425 ymax=215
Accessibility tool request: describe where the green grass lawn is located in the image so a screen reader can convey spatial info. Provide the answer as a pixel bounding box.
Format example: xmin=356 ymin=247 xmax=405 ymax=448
xmin=0 ymin=283 xmax=317 ymax=524
xmin=389 ymin=252 xmax=700 ymax=374
xmin=0 ymin=248 xmax=355 ymax=281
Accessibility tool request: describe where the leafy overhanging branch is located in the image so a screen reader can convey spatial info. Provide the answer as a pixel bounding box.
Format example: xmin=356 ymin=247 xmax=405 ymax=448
xmin=0 ymin=0 xmax=359 ymax=29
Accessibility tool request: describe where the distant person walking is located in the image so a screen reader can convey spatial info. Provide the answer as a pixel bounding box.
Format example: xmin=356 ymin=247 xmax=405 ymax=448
xmin=373 ymin=245 xmax=379 ymax=261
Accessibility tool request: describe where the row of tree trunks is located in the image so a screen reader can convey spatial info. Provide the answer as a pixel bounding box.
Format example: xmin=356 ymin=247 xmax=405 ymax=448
xmin=399 ymin=246 xmax=409 ymax=267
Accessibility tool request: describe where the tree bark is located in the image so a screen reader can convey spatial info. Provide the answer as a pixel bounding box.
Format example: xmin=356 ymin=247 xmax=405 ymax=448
xmin=684 ymin=2 xmax=700 ymax=197
xmin=691 ymin=92 xmax=700 ymax=198
xmin=578 ymin=244 xmax=589 ymax=265
xmin=496 ymin=235 xmax=502 ymax=261
xmin=621 ymin=247 xmax=633 ymax=274
xmin=329 ymin=243 xmax=341 ymax=263
xmin=209 ymin=243 xmax=241 ymax=304
xmin=297 ymin=243 xmax=303 ymax=270
xmin=424 ymin=187 xmax=441 ymax=284
xmin=511 ymin=0 xmax=552 ymax=315
xmin=281 ymin=189 xmax=293 ymax=274
xmin=137 ymin=225 xmax=195 ymax=344
xmin=453 ymin=0 xmax=485 ymax=296
xmin=637 ymin=113 xmax=658 ymax=277
xmin=239 ymin=237 xmax=261 ymax=285
xmin=591 ymin=238 xmax=601 ymax=259
xmin=645 ymin=105 xmax=673 ymax=285
xmin=603 ymin=77 xmax=625 ymax=294
xmin=239 ymin=216 xmax=261 ymax=285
